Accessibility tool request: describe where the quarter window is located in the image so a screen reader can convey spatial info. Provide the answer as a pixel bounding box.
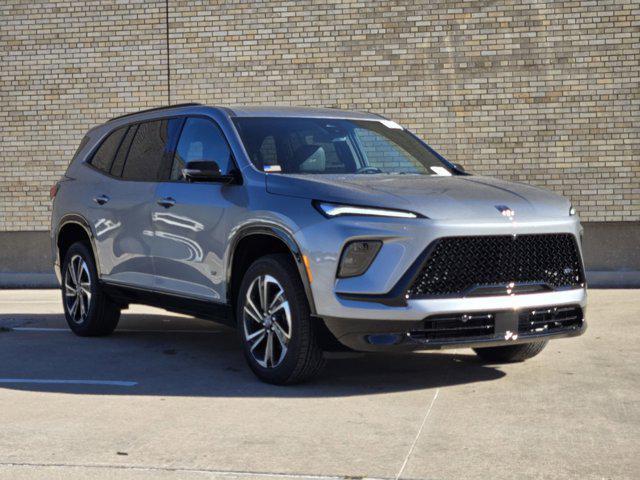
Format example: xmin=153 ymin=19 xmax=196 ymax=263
xmin=89 ymin=127 xmax=126 ymax=173
xmin=171 ymin=118 xmax=232 ymax=181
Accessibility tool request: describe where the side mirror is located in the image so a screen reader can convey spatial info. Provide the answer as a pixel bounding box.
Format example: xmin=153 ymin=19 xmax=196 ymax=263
xmin=452 ymin=162 xmax=466 ymax=173
xmin=182 ymin=160 xmax=236 ymax=183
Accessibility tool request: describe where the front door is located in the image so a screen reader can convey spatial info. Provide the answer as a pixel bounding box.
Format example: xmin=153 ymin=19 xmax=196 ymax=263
xmin=151 ymin=116 xmax=243 ymax=302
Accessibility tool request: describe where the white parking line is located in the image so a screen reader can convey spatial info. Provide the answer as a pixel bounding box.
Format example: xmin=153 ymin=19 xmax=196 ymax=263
xmin=0 ymin=300 xmax=59 ymax=304
xmin=0 ymin=379 xmax=137 ymax=386
xmin=10 ymin=327 xmax=224 ymax=334
xmin=10 ymin=327 xmax=67 ymax=332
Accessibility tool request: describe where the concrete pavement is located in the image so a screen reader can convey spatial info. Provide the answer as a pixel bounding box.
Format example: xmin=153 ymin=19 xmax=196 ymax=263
xmin=0 ymin=289 xmax=638 ymax=479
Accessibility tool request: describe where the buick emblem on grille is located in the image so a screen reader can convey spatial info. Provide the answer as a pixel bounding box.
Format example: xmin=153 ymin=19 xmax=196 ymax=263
xmin=495 ymin=205 xmax=515 ymax=218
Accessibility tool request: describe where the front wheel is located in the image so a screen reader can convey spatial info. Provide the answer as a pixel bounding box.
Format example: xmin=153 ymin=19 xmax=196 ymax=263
xmin=237 ymin=254 xmax=325 ymax=385
xmin=474 ymin=340 xmax=548 ymax=363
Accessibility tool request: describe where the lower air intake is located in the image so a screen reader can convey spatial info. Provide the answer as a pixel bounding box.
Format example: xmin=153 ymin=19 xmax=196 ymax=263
xmin=518 ymin=306 xmax=583 ymax=335
xmin=409 ymin=312 xmax=495 ymax=342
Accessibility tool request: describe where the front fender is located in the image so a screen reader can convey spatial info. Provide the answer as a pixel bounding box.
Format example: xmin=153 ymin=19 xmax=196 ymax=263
xmin=225 ymin=222 xmax=317 ymax=315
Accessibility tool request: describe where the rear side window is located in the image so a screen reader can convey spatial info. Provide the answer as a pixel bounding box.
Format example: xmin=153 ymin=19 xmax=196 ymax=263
xmin=171 ymin=117 xmax=232 ymax=180
xmin=89 ymin=127 xmax=127 ymax=173
xmin=121 ymin=120 xmax=175 ymax=181
xmin=110 ymin=125 xmax=137 ymax=178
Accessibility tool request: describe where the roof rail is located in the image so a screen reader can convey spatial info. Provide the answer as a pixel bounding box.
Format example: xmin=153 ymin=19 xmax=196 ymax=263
xmin=108 ymin=103 xmax=202 ymax=122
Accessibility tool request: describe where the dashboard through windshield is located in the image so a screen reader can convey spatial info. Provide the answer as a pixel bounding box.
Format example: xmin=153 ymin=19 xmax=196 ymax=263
xmin=233 ymin=117 xmax=453 ymax=176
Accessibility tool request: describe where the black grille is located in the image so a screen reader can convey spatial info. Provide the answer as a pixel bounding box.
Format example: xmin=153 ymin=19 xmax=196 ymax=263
xmin=518 ymin=306 xmax=583 ymax=335
xmin=408 ymin=234 xmax=584 ymax=298
xmin=409 ymin=312 xmax=495 ymax=342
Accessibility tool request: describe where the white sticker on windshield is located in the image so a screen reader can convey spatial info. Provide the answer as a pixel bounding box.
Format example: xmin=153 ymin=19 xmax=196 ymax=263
xmin=379 ymin=119 xmax=404 ymax=130
xmin=431 ymin=166 xmax=452 ymax=176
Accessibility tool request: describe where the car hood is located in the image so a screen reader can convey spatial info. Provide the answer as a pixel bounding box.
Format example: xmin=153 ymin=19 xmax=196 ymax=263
xmin=266 ymin=173 xmax=572 ymax=220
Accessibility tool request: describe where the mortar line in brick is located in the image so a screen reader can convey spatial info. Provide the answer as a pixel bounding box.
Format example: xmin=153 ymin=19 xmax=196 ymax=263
xmin=165 ymin=0 xmax=171 ymax=105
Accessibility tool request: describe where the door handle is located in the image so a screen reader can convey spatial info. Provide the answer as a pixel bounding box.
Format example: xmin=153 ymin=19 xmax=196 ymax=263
xmin=93 ymin=194 xmax=110 ymax=205
xmin=157 ymin=197 xmax=176 ymax=208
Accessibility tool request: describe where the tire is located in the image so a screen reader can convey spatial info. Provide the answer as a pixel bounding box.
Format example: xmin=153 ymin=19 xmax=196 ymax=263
xmin=236 ymin=253 xmax=325 ymax=385
xmin=474 ymin=340 xmax=548 ymax=363
xmin=61 ymin=241 xmax=120 ymax=336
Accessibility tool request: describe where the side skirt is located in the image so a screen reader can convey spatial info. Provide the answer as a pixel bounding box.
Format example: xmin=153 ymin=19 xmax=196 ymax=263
xmin=101 ymin=282 xmax=235 ymax=328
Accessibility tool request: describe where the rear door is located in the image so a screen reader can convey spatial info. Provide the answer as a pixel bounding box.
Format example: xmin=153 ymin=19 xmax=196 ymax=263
xmin=151 ymin=116 xmax=243 ymax=302
xmin=90 ymin=119 xmax=180 ymax=290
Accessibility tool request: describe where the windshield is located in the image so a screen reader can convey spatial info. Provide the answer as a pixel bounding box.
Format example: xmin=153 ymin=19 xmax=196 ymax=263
xmin=233 ymin=117 xmax=453 ymax=175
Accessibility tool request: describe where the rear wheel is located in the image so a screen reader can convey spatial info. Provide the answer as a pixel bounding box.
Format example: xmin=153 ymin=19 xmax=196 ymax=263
xmin=237 ymin=254 xmax=325 ymax=384
xmin=61 ymin=242 xmax=120 ymax=336
xmin=474 ymin=340 xmax=548 ymax=363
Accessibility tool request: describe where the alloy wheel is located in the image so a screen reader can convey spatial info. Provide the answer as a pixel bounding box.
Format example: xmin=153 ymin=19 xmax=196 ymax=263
xmin=64 ymin=254 xmax=92 ymax=324
xmin=242 ymin=274 xmax=292 ymax=368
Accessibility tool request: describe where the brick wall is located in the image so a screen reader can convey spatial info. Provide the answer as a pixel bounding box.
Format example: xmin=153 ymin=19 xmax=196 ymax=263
xmin=0 ymin=0 xmax=167 ymax=230
xmin=1 ymin=0 xmax=638 ymax=231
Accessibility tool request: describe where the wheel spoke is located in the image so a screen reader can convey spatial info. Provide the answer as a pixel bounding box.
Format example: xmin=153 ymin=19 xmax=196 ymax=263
xmin=81 ymin=285 xmax=91 ymax=297
xmin=268 ymin=288 xmax=284 ymax=311
xmin=64 ymin=282 xmax=75 ymax=297
xmin=244 ymin=305 xmax=261 ymax=323
xmin=275 ymin=340 xmax=287 ymax=366
xmin=249 ymin=330 xmax=266 ymax=352
xmin=68 ymin=260 xmax=77 ymax=285
xmin=258 ymin=276 xmax=267 ymax=311
xmin=82 ymin=288 xmax=92 ymax=305
xmin=76 ymin=260 xmax=84 ymax=287
xmin=271 ymin=300 xmax=289 ymax=315
xmin=245 ymin=295 xmax=263 ymax=323
xmin=273 ymin=320 xmax=291 ymax=341
xmin=273 ymin=323 xmax=288 ymax=349
xmin=79 ymin=294 xmax=85 ymax=317
xmin=264 ymin=332 xmax=274 ymax=367
xmin=246 ymin=328 xmax=266 ymax=342
xmin=69 ymin=297 xmax=79 ymax=317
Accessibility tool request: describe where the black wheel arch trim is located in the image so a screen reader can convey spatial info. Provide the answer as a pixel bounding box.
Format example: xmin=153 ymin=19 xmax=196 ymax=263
xmin=226 ymin=223 xmax=317 ymax=315
xmin=56 ymin=214 xmax=102 ymax=278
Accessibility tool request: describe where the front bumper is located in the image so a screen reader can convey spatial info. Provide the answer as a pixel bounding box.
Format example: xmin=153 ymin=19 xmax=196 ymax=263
xmin=300 ymin=214 xmax=585 ymax=320
xmin=322 ymin=290 xmax=587 ymax=352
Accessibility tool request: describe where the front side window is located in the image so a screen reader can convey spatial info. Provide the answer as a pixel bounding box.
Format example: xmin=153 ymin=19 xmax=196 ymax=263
xmin=232 ymin=117 xmax=452 ymax=175
xmin=171 ymin=117 xmax=232 ymax=181
xmin=121 ymin=119 xmax=178 ymax=181
xmin=89 ymin=127 xmax=127 ymax=173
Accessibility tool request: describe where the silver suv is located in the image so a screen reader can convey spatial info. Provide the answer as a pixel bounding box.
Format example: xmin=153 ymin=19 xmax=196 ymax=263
xmin=51 ymin=104 xmax=587 ymax=384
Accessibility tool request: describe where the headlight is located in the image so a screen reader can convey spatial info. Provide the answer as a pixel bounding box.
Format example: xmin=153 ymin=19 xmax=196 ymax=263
xmin=315 ymin=201 xmax=420 ymax=219
xmin=338 ymin=240 xmax=382 ymax=278
xmin=569 ymin=205 xmax=577 ymax=216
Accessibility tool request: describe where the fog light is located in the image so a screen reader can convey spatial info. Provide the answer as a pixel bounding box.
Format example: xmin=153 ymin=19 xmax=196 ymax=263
xmin=337 ymin=240 xmax=382 ymax=278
